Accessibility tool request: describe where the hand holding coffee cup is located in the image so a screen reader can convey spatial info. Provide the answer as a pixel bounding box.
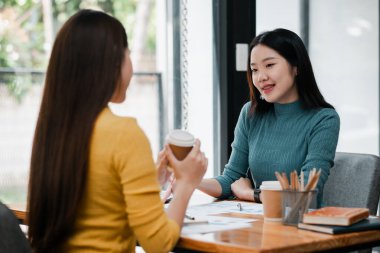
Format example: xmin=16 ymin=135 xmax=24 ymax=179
xmin=165 ymin=130 xmax=195 ymax=168
xmin=156 ymin=148 xmax=171 ymax=187
xmin=165 ymin=131 xmax=207 ymax=189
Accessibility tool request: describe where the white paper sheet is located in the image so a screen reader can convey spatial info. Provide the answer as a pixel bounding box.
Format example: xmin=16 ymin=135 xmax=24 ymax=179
xmin=186 ymin=200 xmax=263 ymax=217
xmin=181 ymin=201 xmax=261 ymax=234
xmin=181 ymin=222 xmax=252 ymax=235
xmin=184 ymin=215 xmax=256 ymax=225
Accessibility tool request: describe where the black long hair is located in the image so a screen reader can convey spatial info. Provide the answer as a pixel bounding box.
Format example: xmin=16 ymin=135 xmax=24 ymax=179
xmin=27 ymin=9 xmax=128 ymax=252
xmin=246 ymin=28 xmax=333 ymax=114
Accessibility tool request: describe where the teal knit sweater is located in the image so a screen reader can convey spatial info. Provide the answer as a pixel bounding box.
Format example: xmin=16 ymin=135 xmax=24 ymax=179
xmin=215 ymin=100 xmax=340 ymax=206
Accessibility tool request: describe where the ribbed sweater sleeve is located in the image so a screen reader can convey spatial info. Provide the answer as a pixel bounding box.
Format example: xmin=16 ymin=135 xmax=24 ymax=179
xmin=215 ymin=103 xmax=251 ymax=198
xmin=300 ymin=109 xmax=340 ymax=205
xmin=115 ymin=123 xmax=180 ymax=253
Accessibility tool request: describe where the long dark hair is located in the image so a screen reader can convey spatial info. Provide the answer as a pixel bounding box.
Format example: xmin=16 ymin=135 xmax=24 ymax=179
xmin=246 ymin=28 xmax=333 ymax=114
xmin=27 ymin=9 xmax=127 ymax=252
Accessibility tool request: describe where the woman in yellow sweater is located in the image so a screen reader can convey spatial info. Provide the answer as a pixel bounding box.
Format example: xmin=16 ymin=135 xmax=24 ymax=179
xmin=27 ymin=9 xmax=207 ymax=253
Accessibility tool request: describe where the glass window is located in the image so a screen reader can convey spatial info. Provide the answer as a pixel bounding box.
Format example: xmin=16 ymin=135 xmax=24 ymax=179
xmin=156 ymin=0 xmax=215 ymax=177
xmin=0 ymin=1 xmax=161 ymax=203
xmin=181 ymin=0 xmax=214 ymax=178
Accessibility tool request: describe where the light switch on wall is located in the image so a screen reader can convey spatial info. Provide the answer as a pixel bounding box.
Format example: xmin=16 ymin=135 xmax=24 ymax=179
xmin=235 ymin=43 xmax=248 ymax=71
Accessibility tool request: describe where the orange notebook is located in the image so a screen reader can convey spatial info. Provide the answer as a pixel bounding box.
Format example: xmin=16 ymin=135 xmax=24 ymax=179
xmin=302 ymin=207 xmax=370 ymax=226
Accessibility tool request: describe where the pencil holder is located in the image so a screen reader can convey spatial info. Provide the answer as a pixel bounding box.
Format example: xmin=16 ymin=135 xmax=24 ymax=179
xmin=282 ymin=190 xmax=317 ymax=226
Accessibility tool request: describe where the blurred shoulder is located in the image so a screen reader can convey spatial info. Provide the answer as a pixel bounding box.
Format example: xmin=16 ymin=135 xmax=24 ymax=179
xmin=316 ymin=107 xmax=340 ymax=121
xmin=240 ymin=102 xmax=253 ymax=117
xmin=95 ymin=107 xmax=147 ymax=141
xmin=311 ymin=107 xmax=340 ymax=130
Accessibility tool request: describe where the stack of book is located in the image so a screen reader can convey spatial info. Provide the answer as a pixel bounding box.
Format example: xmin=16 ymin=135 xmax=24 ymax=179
xmin=298 ymin=206 xmax=380 ymax=234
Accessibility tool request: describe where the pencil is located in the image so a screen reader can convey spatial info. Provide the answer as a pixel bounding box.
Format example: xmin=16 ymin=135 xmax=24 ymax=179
xmin=294 ymin=170 xmax=299 ymax=191
xmin=311 ymin=169 xmax=321 ymax=190
xmin=275 ymin=171 xmax=287 ymax=190
xmin=291 ymin=171 xmax=295 ymax=190
xmin=282 ymin=172 xmax=290 ymax=189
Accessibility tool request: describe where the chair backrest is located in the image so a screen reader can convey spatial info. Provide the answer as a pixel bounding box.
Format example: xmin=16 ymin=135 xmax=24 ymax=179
xmin=0 ymin=202 xmax=31 ymax=253
xmin=323 ymin=152 xmax=380 ymax=215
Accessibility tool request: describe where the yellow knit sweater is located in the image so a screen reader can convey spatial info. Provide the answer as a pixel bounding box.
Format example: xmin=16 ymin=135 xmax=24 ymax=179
xmin=64 ymin=107 xmax=180 ymax=253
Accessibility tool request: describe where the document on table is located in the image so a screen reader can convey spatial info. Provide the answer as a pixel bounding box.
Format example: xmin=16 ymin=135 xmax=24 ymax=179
xmin=181 ymin=201 xmax=262 ymax=235
xmin=186 ymin=200 xmax=263 ymax=217
xmin=182 ymin=222 xmax=252 ymax=235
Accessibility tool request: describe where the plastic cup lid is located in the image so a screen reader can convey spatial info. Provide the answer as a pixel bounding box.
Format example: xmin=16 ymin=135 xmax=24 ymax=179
xmin=260 ymin=181 xmax=282 ymax=190
xmin=166 ymin=129 xmax=194 ymax=147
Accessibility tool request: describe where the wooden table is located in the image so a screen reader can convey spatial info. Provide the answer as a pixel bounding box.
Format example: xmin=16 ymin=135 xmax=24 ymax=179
xmin=175 ymin=192 xmax=380 ymax=252
xmin=176 ymin=214 xmax=380 ymax=252
xmin=8 ymin=203 xmax=27 ymax=224
xmin=8 ymin=196 xmax=380 ymax=253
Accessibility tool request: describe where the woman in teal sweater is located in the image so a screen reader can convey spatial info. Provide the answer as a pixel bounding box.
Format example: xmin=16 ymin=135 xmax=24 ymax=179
xmin=198 ymin=28 xmax=340 ymax=206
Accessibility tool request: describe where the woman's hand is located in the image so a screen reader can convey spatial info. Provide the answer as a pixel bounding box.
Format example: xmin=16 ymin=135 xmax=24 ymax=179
xmin=165 ymin=139 xmax=207 ymax=228
xmin=166 ymin=139 xmax=208 ymax=190
xmin=231 ymin=177 xmax=254 ymax=201
xmin=160 ymin=176 xmax=174 ymax=203
xmin=156 ymin=147 xmax=172 ymax=187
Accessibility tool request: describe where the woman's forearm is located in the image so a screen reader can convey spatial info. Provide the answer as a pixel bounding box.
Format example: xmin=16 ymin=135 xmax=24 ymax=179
xmin=166 ymin=178 xmax=222 ymax=227
xmin=197 ymin=178 xmax=222 ymax=198
xmin=166 ymin=183 xmax=194 ymax=228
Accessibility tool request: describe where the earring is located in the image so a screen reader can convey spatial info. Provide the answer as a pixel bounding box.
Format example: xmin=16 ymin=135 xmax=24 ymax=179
xmin=260 ymin=94 xmax=264 ymax=100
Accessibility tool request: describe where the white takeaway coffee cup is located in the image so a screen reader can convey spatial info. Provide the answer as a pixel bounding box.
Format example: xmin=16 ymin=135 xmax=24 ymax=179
xmin=166 ymin=130 xmax=195 ymax=168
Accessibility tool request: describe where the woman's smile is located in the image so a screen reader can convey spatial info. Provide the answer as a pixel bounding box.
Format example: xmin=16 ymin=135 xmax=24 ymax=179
xmin=261 ymin=84 xmax=275 ymax=94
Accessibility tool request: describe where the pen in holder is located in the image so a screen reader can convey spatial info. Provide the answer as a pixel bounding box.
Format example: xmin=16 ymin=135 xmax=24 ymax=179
xmin=274 ymin=168 xmax=321 ymax=226
xmin=282 ymin=189 xmax=317 ymax=226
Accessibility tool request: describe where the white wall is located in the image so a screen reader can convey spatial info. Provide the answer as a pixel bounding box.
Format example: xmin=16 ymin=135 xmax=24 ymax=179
xmin=185 ymin=0 xmax=214 ymax=177
xmin=257 ymin=0 xmax=301 ymax=35
xmin=310 ymin=0 xmax=379 ymax=154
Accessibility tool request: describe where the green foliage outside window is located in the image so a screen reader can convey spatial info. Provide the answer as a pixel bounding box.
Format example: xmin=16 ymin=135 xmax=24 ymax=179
xmin=0 ymin=0 xmax=155 ymax=103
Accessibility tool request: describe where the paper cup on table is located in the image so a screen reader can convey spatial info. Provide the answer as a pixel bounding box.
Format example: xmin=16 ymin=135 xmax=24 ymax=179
xmin=166 ymin=129 xmax=194 ymax=170
xmin=260 ymin=181 xmax=283 ymax=222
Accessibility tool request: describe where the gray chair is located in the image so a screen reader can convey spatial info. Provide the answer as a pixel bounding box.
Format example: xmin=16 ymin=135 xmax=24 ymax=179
xmin=0 ymin=202 xmax=31 ymax=253
xmin=323 ymin=152 xmax=380 ymax=215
